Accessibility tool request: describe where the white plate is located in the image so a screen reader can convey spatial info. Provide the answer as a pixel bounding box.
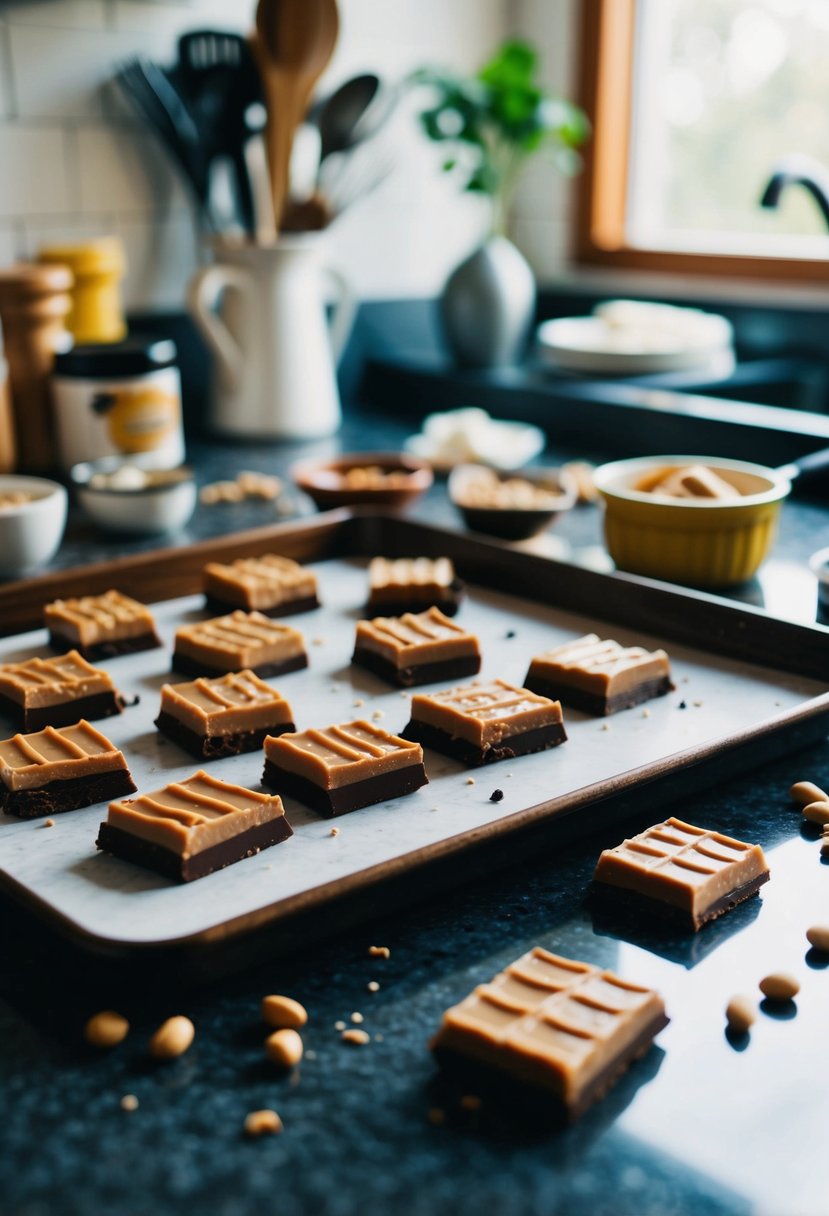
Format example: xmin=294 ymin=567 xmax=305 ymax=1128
xmin=537 ymin=315 xmax=734 ymax=376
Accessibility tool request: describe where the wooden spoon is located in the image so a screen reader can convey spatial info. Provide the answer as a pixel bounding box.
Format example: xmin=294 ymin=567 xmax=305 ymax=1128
xmin=254 ymin=0 xmax=339 ymax=233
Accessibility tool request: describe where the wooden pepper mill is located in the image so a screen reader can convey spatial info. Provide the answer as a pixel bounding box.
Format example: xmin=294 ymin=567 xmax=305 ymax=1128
xmin=0 ymin=263 xmax=73 ymax=473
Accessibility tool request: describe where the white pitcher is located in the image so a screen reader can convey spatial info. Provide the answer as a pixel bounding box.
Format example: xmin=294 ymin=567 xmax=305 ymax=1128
xmin=188 ymin=236 xmax=355 ymax=439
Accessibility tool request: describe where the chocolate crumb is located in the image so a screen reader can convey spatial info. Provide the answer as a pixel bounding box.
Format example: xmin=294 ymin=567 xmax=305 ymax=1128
xmin=505 ymin=630 xmax=516 ymax=639
xmin=678 ymin=700 xmax=687 ymax=709
xmin=489 ymin=789 xmax=504 ymax=803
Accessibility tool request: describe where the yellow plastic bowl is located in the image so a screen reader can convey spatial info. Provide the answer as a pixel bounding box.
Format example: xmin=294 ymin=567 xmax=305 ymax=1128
xmin=592 ymin=455 xmax=791 ymax=587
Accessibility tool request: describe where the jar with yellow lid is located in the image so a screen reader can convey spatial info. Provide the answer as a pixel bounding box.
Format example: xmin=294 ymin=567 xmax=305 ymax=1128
xmin=38 ymin=237 xmax=126 ymax=345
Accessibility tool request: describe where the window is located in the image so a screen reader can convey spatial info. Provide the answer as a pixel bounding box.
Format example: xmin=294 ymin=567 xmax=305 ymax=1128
xmin=577 ymin=0 xmax=829 ymax=281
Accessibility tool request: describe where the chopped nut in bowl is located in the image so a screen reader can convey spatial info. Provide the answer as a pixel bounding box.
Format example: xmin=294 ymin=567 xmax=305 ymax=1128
xmin=70 ymin=458 xmax=196 ymax=535
xmin=449 ymin=464 xmax=576 ymax=540
xmin=291 ymin=452 xmax=433 ymax=511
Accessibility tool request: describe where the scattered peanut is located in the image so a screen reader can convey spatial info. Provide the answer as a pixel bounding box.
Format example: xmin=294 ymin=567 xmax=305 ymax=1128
xmin=244 ymin=1109 xmax=283 ymax=1137
xmin=789 ymin=780 xmax=829 ymax=807
xmin=725 ymin=995 xmax=756 ymax=1034
xmin=802 ymin=800 xmax=829 ymax=826
xmin=261 ymin=995 xmax=308 ymax=1030
xmin=335 ymin=1020 xmax=346 ymax=1031
xmin=368 ymin=946 xmax=390 ymax=959
xmin=342 ymin=1028 xmax=370 ymax=1045
xmin=84 ymin=1010 xmax=129 ymax=1049
xmin=806 ymin=925 xmax=829 ymax=953
xmin=265 ymin=1028 xmax=303 ymax=1068
xmin=759 ymin=972 xmax=800 ymax=1001
xmin=120 ymin=1094 xmax=139 ymax=1112
xmin=330 ymin=826 xmax=340 ymax=837
xmin=350 ymin=1011 xmax=364 ymax=1024
xmin=149 ymin=1015 xmax=195 ymax=1060
xmin=465 ymin=777 xmax=475 ymax=785
xmin=367 ymin=981 xmax=380 ymax=993
xmin=43 ymin=818 xmax=55 ymax=828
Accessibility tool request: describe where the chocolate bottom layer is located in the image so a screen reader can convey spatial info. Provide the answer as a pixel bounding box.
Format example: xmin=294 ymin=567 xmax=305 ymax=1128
xmin=262 ymin=758 xmax=429 ymax=818
xmin=363 ymin=591 xmax=463 ymax=619
xmin=96 ymin=815 xmax=294 ymax=882
xmin=524 ymin=674 xmax=674 ymax=716
xmin=48 ymin=631 xmax=162 ymax=662
xmin=2 ymin=767 xmax=137 ymax=820
xmin=204 ymin=594 xmax=320 ymax=618
xmin=401 ymin=719 xmax=568 ymax=767
xmin=0 ymin=689 xmax=122 ymax=732
xmin=592 ymin=869 xmax=770 ymax=932
xmin=171 ymin=652 xmax=308 ymax=680
xmin=433 ymin=1008 xmax=669 ymax=1123
xmin=351 ymin=647 xmax=481 ymax=689
xmin=154 ymin=711 xmax=295 ymax=761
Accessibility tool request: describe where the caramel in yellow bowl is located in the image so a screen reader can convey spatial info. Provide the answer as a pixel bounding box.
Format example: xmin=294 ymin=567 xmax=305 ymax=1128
xmin=592 ymin=455 xmax=791 ymax=587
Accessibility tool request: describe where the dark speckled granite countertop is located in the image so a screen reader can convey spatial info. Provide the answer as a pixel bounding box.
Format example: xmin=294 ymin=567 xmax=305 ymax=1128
xmin=2 ymin=405 xmax=829 ymax=1216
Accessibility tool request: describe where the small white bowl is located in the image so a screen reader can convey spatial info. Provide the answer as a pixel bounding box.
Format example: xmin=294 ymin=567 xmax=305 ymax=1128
xmin=70 ymin=459 xmax=196 ymax=536
xmin=0 ymin=475 xmax=67 ymax=577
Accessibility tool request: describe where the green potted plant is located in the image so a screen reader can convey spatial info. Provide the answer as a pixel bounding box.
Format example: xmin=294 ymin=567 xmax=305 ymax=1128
xmin=413 ymin=41 xmax=588 ymax=367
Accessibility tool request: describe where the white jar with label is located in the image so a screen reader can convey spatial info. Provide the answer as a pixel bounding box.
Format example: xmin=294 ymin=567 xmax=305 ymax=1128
xmin=52 ymin=337 xmax=185 ymax=471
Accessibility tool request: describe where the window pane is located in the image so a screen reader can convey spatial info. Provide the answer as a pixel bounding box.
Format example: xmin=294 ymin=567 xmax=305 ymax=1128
xmin=628 ymin=0 xmax=829 ymax=257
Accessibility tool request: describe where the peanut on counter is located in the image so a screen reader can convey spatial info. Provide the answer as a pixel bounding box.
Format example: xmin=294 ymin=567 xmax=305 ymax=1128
xmin=149 ymin=1015 xmax=195 ymax=1060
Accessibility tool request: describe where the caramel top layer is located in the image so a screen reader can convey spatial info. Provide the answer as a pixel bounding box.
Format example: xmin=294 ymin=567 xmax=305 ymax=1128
xmin=594 ymin=816 xmax=769 ymax=917
xmin=0 ymin=720 xmax=128 ymax=790
xmin=203 ymin=554 xmax=317 ymax=610
xmin=159 ymin=670 xmax=294 ymax=736
xmin=369 ymin=557 xmax=455 ymax=592
xmin=106 ymin=770 xmax=285 ymax=858
xmin=528 ymin=634 xmax=670 ymax=695
xmin=433 ymin=946 xmax=666 ymax=1103
xmin=265 ymin=719 xmax=423 ymax=790
xmin=174 ymin=611 xmax=306 ymax=670
xmin=355 ymin=607 xmax=479 ymax=667
xmin=0 ymin=650 xmax=114 ymax=709
xmin=44 ymin=590 xmax=157 ymax=647
xmin=410 ymin=679 xmax=563 ymax=747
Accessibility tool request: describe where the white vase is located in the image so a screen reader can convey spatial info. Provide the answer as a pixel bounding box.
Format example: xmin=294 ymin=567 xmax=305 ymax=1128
xmin=440 ymin=235 xmax=536 ymax=368
xmin=188 ymin=235 xmax=356 ymax=439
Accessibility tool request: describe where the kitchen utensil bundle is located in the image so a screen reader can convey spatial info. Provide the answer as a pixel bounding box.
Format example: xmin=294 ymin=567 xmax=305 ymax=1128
xmin=115 ymin=5 xmax=400 ymax=240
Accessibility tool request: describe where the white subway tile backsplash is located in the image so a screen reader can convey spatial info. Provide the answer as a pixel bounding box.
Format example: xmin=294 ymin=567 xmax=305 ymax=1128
xmin=0 ymin=122 xmax=70 ymax=217
xmin=75 ymin=123 xmax=188 ymax=214
xmin=21 ymin=213 xmax=120 ymax=258
xmin=117 ymin=209 xmax=200 ymax=308
xmin=1 ymin=2 xmax=108 ymax=30
xmin=9 ymin=24 xmax=148 ymax=119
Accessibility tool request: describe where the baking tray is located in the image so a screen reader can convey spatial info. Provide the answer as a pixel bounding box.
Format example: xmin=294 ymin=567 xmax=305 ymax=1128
xmin=1 ymin=511 xmax=828 ymax=967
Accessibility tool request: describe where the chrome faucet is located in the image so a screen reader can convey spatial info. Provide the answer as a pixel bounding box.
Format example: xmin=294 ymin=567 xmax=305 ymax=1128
xmin=759 ymin=154 xmax=829 ymax=230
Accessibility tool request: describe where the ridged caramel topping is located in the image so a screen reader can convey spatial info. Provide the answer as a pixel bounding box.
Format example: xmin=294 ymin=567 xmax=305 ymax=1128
xmin=174 ymin=612 xmax=306 ymax=671
xmin=45 ymin=590 xmax=155 ymax=640
xmin=159 ymin=670 xmax=294 ymax=734
xmin=533 ymin=635 xmax=666 ymax=678
xmin=0 ymin=650 xmax=113 ymax=703
xmin=368 ymin=557 xmax=455 ymax=591
xmin=409 ymin=679 xmax=563 ymax=747
xmin=265 ymin=719 xmax=422 ymax=789
xmin=204 ymin=554 xmax=317 ymax=609
xmin=0 ymin=719 xmax=127 ymax=790
xmin=355 ymin=607 xmax=478 ymax=667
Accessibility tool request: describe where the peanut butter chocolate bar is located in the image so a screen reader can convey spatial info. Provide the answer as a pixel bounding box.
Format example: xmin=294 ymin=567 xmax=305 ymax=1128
xmin=431 ymin=947 xmax=668 ymax=1121
xmin=0 ymin=650 xmax=123 ymax=731
xmin=593 ymin=816 xmax=770 ymax=930
xmin=172 ymin=611 xmax=308 ymax=679
xmin=402 ymin=679 xmax=566 ymax=766
xmin=97 ymin=770 xmax=292 ymax=882
xmin=365 ymin=557 xmax=463 ymax=617
xmin=352 ymin=607 xmax=481 ymax=688
xmin=203 ymin=554 xmax=320 ymax=616
xmin=45 ymin=589 xmax=161 ymax=661
xmin=0 ymin=720 xmax=136 ymax=819
xmin=524 ymin=634 xmax=673 ymax=715
xmin=155 ymin=670 xmax=295 ymax=760
xmin=262 ymin=719 xmax=428 ymax=817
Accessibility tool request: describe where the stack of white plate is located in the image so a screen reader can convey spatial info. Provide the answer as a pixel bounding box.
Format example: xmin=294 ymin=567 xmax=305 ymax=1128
xmin=536 ymin=299 xmax=735 ymax=377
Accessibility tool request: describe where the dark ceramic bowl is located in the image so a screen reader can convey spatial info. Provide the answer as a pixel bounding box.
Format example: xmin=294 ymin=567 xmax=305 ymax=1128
xmin=291 ymin=452 xmax=433 ymax=511
xmin=449 ymin=463 xmax=576 ymax=540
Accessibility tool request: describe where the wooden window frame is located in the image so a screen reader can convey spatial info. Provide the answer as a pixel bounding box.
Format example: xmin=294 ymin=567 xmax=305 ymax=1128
xmin=575 ymin=0 xmax=829 ymax=284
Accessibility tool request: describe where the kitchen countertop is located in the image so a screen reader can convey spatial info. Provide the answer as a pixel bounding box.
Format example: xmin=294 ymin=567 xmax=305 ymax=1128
xmin=2 ymin=405 xmax=829 ymax=1216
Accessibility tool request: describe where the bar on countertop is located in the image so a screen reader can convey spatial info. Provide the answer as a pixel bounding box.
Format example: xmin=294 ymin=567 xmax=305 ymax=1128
xmin=402 ymin=679 xmax=566 ymax=766
xmin=172 ymin=610 xmax=308 ymax=679
xmin=592 ymin=816 xmax=770 ymax=930
xmin=524 ymin=634 xmax=673 ymax=715
xmin=0 ymin=720 xmax=136 ymax=819
xmin=352 ymin=606 xmax=481 ymax=688
xmin=0 ymin=650 xmax=123 ymax=730
xmin=203 ymin=554 xmax=320 ymax=616
xmin=431 ymin=946 xmax=668 ymax=1121
xmin=262 ymin=719 xmax=428 ymax=817
xmin=45 ymin=589 xmax=161 ymax=661
xmin=155 ymin=669 xmax=295 ymax=760
xmin=97 ymin=770 xmax=292 ymax=882
xmin=365 ymin=556 xmax=463 ymax=618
